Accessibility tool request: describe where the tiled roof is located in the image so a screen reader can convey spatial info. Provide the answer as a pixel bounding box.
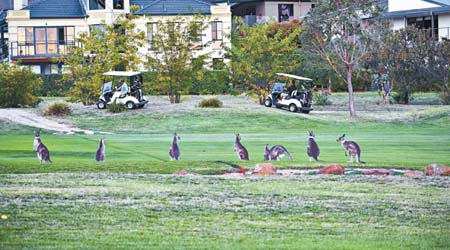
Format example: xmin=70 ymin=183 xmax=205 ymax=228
xmin=25 ymin=0 xmax=87 ymax=18
xmin=132 ymin=0 xmax=212 ymax=15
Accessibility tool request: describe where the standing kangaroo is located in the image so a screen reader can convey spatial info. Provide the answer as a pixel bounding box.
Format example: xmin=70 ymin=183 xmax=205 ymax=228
xmin=169 ymin=133 xmax=181 ymax=160
xmin=307 ymin=131 xmax=320 ymax=161
xmin=95 ymin=138 xmax=106 ymax=162
xmin=234 ymin=134 xmax=249 ymax=160
xmin=264 ymin=144 xmax=292 ymax=161
xmin=336 ymin=134 xmax=365 ymax=164
xmin=33 ymin=131 xmax=52 ymax=163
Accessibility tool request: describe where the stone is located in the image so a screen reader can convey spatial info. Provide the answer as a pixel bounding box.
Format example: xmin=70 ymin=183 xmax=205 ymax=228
xmin=424 ymin=164 xmax=450 ymax=176
xmin=362 ymin=169 xmax=392 ymax=176
xmin=318 ymin=164 xmax=344 ymax=175
xmin=252 ymin=163 xmax=277 ymax=175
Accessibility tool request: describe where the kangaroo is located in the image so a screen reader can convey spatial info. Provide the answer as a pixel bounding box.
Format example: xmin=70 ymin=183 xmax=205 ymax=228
xmin=264 ymin=144 xmax=292 ymax=161
xmin=33 ymin=131 xmax=51 ymax=163
xmin=95 ymin=138 xmax=106 ymax=162
xmin=336 ymin=134 xmax=365 ymax=164
xmin=307 ymin=131 xmax=320 ymax=161
xmin=234 ymin=134 xmax=249 ymax=160
xmin=169 ymin=133 xmax=181 ymax=160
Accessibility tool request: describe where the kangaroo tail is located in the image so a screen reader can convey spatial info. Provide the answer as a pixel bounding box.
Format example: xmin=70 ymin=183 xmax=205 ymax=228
xmin=278 ymin=145 xmax=293 ymax=160
xmin=313 ymin=156 xmax=320 ymax=162
xmin=359 ymin=160 xmax=366 ymax=164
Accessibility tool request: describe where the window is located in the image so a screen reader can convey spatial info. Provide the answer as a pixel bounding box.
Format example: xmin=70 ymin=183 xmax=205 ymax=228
xmin=18 ymin=27 xmax=33 ymax=45
xmin=146 ymin=22 xmax=157 ymax=49
xmin=407 ymin=16 xmax=438 ymax=37
xmin=211 ymin=21 xmax=223 ymax=41
xmin=278 ymin=4 xmax=294 ymax=22
xmin=113 ymin=0 xmax=124 ymax=9
xmin=213 ymin=58 xmax=224 ymax=71
xmin=189 ymin=22 xmax=203 ymax=49
xmin=89 ymin=24 xmax=106 ymax=37
xmin=17 ymin=26 xmax=75 ymax=56
xmin=89 ymin=0 xmax=105 ymax=10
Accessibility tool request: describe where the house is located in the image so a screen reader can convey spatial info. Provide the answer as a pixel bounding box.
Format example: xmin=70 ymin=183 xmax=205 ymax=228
xmin=229 ymin=0 xmax=316 ymax=26
xmin=0 ymin=0 xmax=13 ymax=61
xmin=382 ymin=0 xmax=450 ymax=39
xmin=3 ymin=0 xmax=231 ymax=74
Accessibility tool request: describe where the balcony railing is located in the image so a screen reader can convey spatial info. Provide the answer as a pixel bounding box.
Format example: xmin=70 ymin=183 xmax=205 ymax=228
xmin=233 ymin=15 xmax=302 ymax=28
xmin=10 ymin=41 xmax=78 ymax=59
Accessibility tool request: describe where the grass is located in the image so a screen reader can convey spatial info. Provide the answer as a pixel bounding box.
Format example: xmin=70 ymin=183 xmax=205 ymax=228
xmin=0 ymin=174 xmax=449 ymax=249
xmin=0 ymin=92 xmax=449 ymax=249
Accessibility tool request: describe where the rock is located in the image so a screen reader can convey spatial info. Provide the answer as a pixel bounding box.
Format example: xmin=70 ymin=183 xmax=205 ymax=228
xmin=174 ymin=170 xmax=196 ymax=176
xmin=425 ymin=164 xmax=450 ymax=176
xmin=252 ymin=163 xmax=277 ymax=175
xmin=362 ymin=169 xmax=392 ymax=176
xmin=403 ymin=170 xmax=424 ymax=177
xmin=318 ymin=164 xmax=344 ymax=175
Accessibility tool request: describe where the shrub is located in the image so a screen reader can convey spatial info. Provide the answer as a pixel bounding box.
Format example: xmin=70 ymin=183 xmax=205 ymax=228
xmin=313 ymin=92 xmax=332 ymax=105
xmin=44 ymin=102 xmax=71 ymax=116
xmin=198 ymin=98 xmax=223 ymax=108
xmin=0 ymin=63 xmax=42 ymax=107
xmin=107 ymin=102 xmax=127 ymax=113
xmin=39 ymin=74 xmax=72 ymax=97
xmin=227 ymin=88 xmax=240 ymax=96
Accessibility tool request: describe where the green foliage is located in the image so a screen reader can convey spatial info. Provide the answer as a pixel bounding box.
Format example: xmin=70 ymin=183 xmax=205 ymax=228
xmin=190 ymin=71 xmax=229 ymax=95
xmin=313 ymin=92 xmax=332 ymax=105
xmin=107 ymin=102 xmax=127 ymax=113
xmin=64 ymin=12 xmax=146 ymax=105
xmin=43 ymin=102 xmax=71 ymax=116
xmin=198 ymin=97 xmax=223 ymax=108
xmin=0 ymin=63 xmax=42 ymax=107
xmin=226 ymin=88 xmax=240 ymax=96
xmin=39 ymin=74 xmax=72 ymax=97
xmin=227 ymin=19 xmax=302 ymax=101
xmin=145 ymin=15 xmax=211 ymax=104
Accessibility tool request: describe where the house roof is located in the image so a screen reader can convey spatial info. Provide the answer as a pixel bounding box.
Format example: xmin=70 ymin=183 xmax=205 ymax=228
xmin=383 ymin=0 xmax=450 ymax=18
xmin=24 ymin=0 xmax=87 ymax=18
xmin=132 ymin=0 xmax=213 ymax=15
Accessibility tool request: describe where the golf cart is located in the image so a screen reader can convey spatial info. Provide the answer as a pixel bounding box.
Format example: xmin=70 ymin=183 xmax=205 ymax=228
xmin=264 ymin=73 xmax=314 ymax=114
xmin=96 ymin=71 xmax=148 ymax=110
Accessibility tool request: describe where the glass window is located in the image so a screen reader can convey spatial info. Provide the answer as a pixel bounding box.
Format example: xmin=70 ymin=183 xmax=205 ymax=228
xmin=278 ymin=4 xmax=294 ymax=22
xmin=89 ymin=0 xmax=105 ymax=10
xmin=147 ymin=22 xmax=157 ymax=49
xmin=113 ymin=0 xmax=124 ymax=9
xmin=211 ymin=21 xmax=223 ymax=41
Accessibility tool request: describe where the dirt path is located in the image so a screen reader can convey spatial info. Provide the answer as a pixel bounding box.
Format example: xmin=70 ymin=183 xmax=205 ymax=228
xmin=0 ymin=108 xmax=94 ymax=134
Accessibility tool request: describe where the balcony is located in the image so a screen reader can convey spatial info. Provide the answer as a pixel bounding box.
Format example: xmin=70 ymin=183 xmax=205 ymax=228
xmin=232 ymin=15 xmax=302 ymax=28
xmin=10 ymin=41 xmax=78 ymax=60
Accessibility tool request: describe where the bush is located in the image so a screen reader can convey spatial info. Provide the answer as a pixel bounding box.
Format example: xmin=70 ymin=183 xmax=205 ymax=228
xmin=0 ymin=63 xmax=42 ymax=107
xmin=107 ymin=102 xmax=127 ymax=113
xmin=198 ymin=97 xmax=223 ymax=108
xmin=313 ymin=92 xmax=332 ymax=105
xmin=44 ymin=102 xmax=71 ymax=116
xmin=39 ymin=74 xmax=72 ymax=97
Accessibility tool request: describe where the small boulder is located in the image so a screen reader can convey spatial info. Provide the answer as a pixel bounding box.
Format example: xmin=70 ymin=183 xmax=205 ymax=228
xmin=362 ymin=169 xmax=392 ymax=176
xmin=318 ymin=164 xmax=344 ymax=175
xmin=424 ymin=164 xmax=450 ymax=176
xmin=403 ymin=170 xmax=424 ymax=177
xmin=252 ymin=163 xmax=277 ymax=175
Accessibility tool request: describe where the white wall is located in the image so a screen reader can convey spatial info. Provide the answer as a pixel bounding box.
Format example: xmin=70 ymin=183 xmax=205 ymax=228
xmin=438 ymin=14 xmax=450 ymax=39
xmin=391 ymin=18 xmax=405 ymax=30
xmin=388 ymin=0 xmax=438 ymax=12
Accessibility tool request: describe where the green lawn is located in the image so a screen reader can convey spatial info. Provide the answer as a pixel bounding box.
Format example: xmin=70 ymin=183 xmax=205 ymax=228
xmin=0 ymin=93 xmax=449 ymax=249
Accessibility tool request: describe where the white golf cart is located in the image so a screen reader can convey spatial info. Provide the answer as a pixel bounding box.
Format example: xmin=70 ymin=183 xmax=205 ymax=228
xmin=96 ymin=71 xmax=148 ymax=110
xmin=264 ymin=73 xmax=314 ymax=114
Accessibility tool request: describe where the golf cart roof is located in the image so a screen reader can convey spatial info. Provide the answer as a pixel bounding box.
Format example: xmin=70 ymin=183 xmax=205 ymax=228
xmin=276 ymin=73 xmax=313 ymax=81
xmin=103 ymin=71 xmax=141 ymax=77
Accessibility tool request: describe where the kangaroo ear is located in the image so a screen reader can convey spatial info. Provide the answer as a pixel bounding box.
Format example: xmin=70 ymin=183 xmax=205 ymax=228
xmin=342 ymin=134 xmax=345 ymax=137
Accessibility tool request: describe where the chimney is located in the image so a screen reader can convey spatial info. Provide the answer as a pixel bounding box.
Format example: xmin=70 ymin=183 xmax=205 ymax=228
xmin=13 ymin=0 xmax=28 ymax=10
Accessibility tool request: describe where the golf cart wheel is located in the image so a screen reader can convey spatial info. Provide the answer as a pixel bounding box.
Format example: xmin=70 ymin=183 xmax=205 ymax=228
xmin=289 ymin=104 xmax=298 ymax=112
xmin=264 ymin=98 xmax=272 ymax=107
xmin=97 ymin=101 xmax=106 ymax=109
xmin=301 ymin=110 xmax=310 ymax=114
xmin=126 ymin=101 xmax=135 ymax=110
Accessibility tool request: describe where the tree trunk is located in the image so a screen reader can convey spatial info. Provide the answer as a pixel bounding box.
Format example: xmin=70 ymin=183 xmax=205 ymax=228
xmin=346 ymin=67 xmax=356 ymax=117
xmin=327 ymin=79 xmax=332 ymax=94
xmin=175 ymin=93 xmax=180 ymax=104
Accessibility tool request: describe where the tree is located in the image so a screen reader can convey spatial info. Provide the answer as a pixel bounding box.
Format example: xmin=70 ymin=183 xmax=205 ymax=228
xmin=0 ymin=62 xmax=42 ymax=107
xmin=145 ymin=15 xmax=210 ymax=104
xmin=301 ymin=0 xmax=382 ymax=116
xmin=64 ymin=10 xmax=146 ymax=105
xmin=377 ymin=27 xmax=436 ymax=104
xmin=227 ymin=18 xmax=301 ymax=103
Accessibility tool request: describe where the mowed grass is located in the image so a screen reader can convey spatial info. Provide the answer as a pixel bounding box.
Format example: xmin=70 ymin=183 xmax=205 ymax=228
xmin=0 ymin=174 xmax=449 ymax=249
xmin=0 ymin=93 xmax=449 ymax=249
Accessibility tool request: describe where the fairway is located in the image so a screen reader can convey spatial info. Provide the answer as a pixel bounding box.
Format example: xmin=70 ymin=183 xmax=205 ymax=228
xmin=0 ymin=93 xmax=449 ymax=249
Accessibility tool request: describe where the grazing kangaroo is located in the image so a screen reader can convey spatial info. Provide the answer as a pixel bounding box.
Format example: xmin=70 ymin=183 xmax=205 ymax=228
xmin=95 ymin=138 xmax=106 ymax=162
xmin=264 ymin=144 xmax=292 ymax=161
xmin=336 ymin=134 xmax=365 ymax=164
xmin=234 ymin=134 xmax=249 ymax=160
xmin=307 ymin=131 xmax=320 ymax=161
xmin=169 ymin=133 xmax=181 ymax=160
xmin=33 ymin=131 xmax=52 ymax=163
